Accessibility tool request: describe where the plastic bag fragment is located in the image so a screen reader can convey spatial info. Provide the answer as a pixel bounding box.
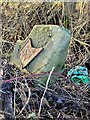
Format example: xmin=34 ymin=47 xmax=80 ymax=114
xmin=67 ymin=66 xmax=90 ymax=84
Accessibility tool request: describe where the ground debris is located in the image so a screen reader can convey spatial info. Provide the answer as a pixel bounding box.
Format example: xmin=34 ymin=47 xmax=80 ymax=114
xmin=0 ymin=62 xmax=90 ymax=120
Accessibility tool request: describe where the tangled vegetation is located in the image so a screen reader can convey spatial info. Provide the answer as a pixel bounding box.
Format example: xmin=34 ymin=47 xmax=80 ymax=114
xmin=0 ymin=2 xmax=90 ymax=120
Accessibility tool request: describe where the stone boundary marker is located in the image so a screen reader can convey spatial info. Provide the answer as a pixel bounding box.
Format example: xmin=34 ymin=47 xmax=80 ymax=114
xmin=11 ymin=25 xmax=70 ymax=74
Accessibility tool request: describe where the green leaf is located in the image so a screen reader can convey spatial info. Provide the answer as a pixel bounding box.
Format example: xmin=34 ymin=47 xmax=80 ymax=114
xmin=27 ymin=112 xmax=36 ymax=120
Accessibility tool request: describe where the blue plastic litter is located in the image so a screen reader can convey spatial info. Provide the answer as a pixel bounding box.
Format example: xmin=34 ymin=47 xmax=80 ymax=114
xmin=67 ymin=66 xmax=90 ymax=84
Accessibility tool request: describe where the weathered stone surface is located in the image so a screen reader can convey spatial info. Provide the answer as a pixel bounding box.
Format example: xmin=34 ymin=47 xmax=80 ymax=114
xmin=11 ymin=25 xmax=70 ymax=74
xmin=25 ymin=25 xmax=70 ymax=73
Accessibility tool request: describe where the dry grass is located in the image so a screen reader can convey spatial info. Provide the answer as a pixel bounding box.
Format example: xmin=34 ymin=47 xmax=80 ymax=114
xmin=0 ymin=1 xmax=90 ymax=120
xmin=1 ymin=2 xmax=90 ymax=65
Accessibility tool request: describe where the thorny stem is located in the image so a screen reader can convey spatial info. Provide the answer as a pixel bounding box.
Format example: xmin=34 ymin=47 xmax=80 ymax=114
xmin=1 ymin=72 xmax=66 ymax=84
